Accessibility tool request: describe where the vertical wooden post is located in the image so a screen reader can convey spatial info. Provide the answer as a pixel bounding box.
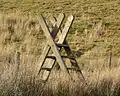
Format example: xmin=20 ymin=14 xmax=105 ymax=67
xmin=108 ymin=51 xmax=112 ymax=70
xmin=15 ymin=52 xmax=20 ymax=70
xmin=14 ymin=52 xmax=21 ymax=96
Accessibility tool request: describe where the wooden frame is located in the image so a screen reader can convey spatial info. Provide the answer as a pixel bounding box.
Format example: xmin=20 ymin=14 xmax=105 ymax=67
xmin=37 ymin=13 xmax=84 ymax=82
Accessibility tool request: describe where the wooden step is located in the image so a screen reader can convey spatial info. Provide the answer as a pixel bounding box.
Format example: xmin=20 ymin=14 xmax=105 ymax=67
xmin=46 ymin=56 xmax=56 ymax=59
xmin=41 ymin=68 xmax=51 ymax=71
xmin=56 ymin=44 xmax=69 ymax=47
xmin=67 ymin=68 xmax=81 ymax=71
xmin=61 ymin=56 xmax=75 ymax=59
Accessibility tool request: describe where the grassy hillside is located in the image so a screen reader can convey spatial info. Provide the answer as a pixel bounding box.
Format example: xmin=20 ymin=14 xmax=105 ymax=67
xmin=0 ymin=0 xmax=120 ymax=69
xmin=1 ymin=0 xmax=120 ymax=96
xmin=0 ymin=0 xmax=120 ymax=55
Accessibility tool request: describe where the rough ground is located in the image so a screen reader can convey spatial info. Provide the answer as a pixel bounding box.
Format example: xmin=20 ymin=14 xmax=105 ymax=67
xmin=0 ymin=1 xmax=120 ymax=96
xmin=0 ymin=0 xmax=120 ymax=69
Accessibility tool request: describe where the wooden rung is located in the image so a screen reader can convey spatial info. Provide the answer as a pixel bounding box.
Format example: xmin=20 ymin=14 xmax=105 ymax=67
xmin=46 ymin=56 xmax=56 ymax=59
xmin=56 ymin=44 xmax=69 ymax=47
xmin=61 ymin=56 xmax=75 ymax=59
xmin=41 ymin=68 xmax=51 ymax=71
xmin=67 ymin=68 xmax=80 ymax=71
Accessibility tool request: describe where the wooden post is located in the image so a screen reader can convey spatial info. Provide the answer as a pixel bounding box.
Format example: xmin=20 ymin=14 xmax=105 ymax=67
xmin=14 ymin=52 xmax=21 ymax=96
xmin=15 ymin=52 xmax=20 ymax=70
xmin=108 ymin=51 xmax=112 ymax=70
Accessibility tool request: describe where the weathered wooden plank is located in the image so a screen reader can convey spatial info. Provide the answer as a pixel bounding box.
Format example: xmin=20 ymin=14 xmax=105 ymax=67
xmin=51 ymin=13 xmax=65 ymax=38
xmin=39 ymin=15 xmax=69 ymax=75
xmin=47 ymin=15 xmax=74 ymax=68
xmin=61 ymin=56 xmax=74 ymax=59
xmin=58 ymin=15 xmax=74 ymax=44
xmin=63 ymin=41 xmax=85 ymax=79
xmin=50 ymin=15 xmax=74 ymax=44
xmin=41 ymin=68 xmax=51 ymax=71
xmin=50 ymin=16 xmax=75 ymax=61
xmin=37 ymin=13 xmax=65 ymax=74
xmin=56 ymin=44 xmax=69 ymax=47
xmin=47 ymin=15 xmax=74 ymax=71
xmin=51 ymin=16 xmax=84 ymax=79
xmin=38 ymin=45 xmax=50 ymax=74
xmin=46 ymin=56 xmax=56 ymax=59
xmin=44 ymin=59 xmax=56 ymax=82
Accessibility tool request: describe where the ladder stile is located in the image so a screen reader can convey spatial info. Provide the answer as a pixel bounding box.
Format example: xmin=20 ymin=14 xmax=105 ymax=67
xmin=40 ymin=15 xmax=70 ymax=76
xmin=51 ymin=15 xmax=84 ymax=79
xmin=38 ymin=13 xmax=84 ymax=83
xmin=37 ymin=14 xmax=65 ymax=74
xmin=46 ymin=15 xmax=74 ymax=73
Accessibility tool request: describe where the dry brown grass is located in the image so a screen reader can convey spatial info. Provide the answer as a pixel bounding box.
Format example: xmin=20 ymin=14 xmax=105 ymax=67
xmin=0 ymin=10 xmax=120 ymax=96
xmin=1 ymin=55 xmax=120 ymax=96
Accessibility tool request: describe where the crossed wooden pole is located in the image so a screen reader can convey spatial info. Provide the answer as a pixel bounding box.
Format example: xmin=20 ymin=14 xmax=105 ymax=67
xmin=37 ymin=13 xmax=84 ymax=82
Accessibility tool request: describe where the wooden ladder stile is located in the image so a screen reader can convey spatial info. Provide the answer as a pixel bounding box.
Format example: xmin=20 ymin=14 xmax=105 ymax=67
xmin=50 ymin=14 xmax=85 ymax=80
xmin=37 ymin=13 xmax=85 ymax=83
xmin=37 ymin=13 xmax=65 ymax=75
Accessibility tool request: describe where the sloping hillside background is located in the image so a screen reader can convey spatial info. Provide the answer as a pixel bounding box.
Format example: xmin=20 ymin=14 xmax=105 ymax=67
xmin=1 ymin=0 xmax=120 ymax=96
xmin=0 ymin=0 xmax=120 ymax=70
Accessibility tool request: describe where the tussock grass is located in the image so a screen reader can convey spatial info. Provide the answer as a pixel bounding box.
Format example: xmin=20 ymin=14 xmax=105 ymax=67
xmin=0 ymin=11 xmax=45 ymax=58
xmin=1 ymin=58 xmax=120 ymax=96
